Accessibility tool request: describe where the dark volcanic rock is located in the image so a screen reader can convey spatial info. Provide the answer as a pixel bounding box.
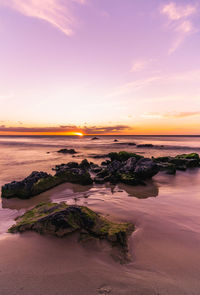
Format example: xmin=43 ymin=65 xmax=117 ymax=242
xmin=1 ymin=171 xmax=60 ymax=199
xmin=57 ymin=148 xmax=77 ymax=154
xmin=79 ymin=159 xmax=90 ymax=169
xmin=91 ymin=137 xmax=99 ymax=140
xmin=134 ymin=158 xmax=159 ymax=179
xmin=9 ymin=202 xmax=134 ymax=252
xmin=95 ymin=152 xmax=159 ymax=185
xmin=108 ymin=151 xmax=143 ymax=162
xmin=55 ymin=167 xmax=93 ymax=185
xmin=122 ymin=157 xmax=137 ymax=172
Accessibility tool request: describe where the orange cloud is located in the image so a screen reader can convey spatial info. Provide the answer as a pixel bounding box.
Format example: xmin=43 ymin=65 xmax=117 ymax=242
xmin=0 ymin=124 xmax=131 ymax=135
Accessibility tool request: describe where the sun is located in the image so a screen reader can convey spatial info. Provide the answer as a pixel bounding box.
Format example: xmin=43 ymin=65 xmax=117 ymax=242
xmin=73 ymin=132 xmax=84 ymax=136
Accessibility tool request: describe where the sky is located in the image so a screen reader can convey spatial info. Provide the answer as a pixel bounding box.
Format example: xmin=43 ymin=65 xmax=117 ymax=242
xmin=0 ymin=0 xmax=200 ymax=135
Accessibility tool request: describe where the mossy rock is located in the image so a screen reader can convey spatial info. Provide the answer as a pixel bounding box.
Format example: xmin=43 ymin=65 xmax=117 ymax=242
xmin=175 ymin=153 xmax=199 ymax=160
xmin=1 ymin=172 xmax=60 ymax=199
xmin=56 ymin=169 xmax=93 ymax=185
xmin=9 ymin=202 xmax=134 ymax=250
xmin=120 ymin=173 xmax=141 ymax=185
xmin=108 ymin=151 xmax=143 ymax=162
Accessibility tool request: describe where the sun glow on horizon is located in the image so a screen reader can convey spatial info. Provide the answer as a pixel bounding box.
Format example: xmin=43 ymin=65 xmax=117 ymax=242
xmin=73 ymin=132 xmax=84 ymax=136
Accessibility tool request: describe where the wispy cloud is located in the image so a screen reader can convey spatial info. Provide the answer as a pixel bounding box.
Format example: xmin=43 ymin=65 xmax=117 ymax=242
xmin=161 ymin=2 xmax=197 ymax=53
xmin=142 ymin=111 xmax=200 ymax=119
xmin=131 ymin=59 xmax=151 ymax=72
xmin=106 ymin=69 xmax=200 ymax=99
xmin=83 ymin=125 xmax=131 ymax=134
xmin=0 ymin=0 xmax=86 ymax=36
xmin=164 ymin=111 xmax=200 ymax=119
xmin=107 ymin=76 xmax=161 ymax=98
xmin=162 ymin=2 xmax=196 ymax=20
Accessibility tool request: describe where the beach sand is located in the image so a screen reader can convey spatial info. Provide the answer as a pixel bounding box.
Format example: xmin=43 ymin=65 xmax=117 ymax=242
xmin=0 ymin=170 xmax=200 ymax=295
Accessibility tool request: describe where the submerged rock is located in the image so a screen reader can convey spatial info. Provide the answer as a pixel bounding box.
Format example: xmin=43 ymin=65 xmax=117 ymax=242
xmin=57 ymin=148 xmax=77 ymax=154
xmin=89 ymin=154 xmax=108 ymax=159
xmin=9 ymin=202 xmax=134 ymax=251
xmin=137 ymin=144 xmax=154 ymax=148
xmin=91 ymin=137 xmax=99 ymax=140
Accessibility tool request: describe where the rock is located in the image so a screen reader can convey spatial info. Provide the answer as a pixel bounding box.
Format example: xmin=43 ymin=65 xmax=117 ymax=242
xmin=153 ymin=153 xmax=200 ymax=173
xmin=1 ymin=171 xmax=60 ymax=199
xmin=55 ymin=167 xmax=93 ymax=185
xmin=153 ymin=156 xmax=172 ymax=163
xmin=96 ymin=169 xmax=110 ymax=178
xmin=123 ymin=157 xmax=137 ymax=172
xmin=107 ymin=160 xmax=122 ymax=173
xmin=175 ymin=153 xmax=199 ymax=160
xmin=79 ymin=159 xmax=90 ymax=169
xmin=57 ymin=148 xmax=77 ymax=154
xmin=9 ymin=202 xmax=134 ymax=251
xmin=53 ymin=162 xmax=79 ymax=171
xmin=108 ymin=151 xmax=143 ymax=162
xmin=128 ymin=142 xmax=137 ymax=146
xmin=90 ymin=154 xmax=108 ymax=159
xmin=113 ymin=142 xmax=136 ymax=146
xmin=91 ymin=167 xmax=102 ymax=173
xmin=134 ymin=158 xmax=159 ymax=179
xmin=101 ymin=160 xmax=111 ymax=166
xmin=91 ymin=137 xmax=99 ymax=140
xmin=137 ymin=144 xmax=154 ymax=148
xmin=114 ymin=139 xmax=118 ymax=142
xmin=120 ymin=173 xmax=142 ymax=185
xmin=157 ymin=163 xmax=176 ymax=175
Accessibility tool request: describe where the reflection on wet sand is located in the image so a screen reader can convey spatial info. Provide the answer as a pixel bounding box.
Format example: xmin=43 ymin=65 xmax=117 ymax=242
xmin=2 ymin=178 xmax=158 ymax=211
xmin=117 ymin=180 xmax=159 ymax=199
xmin=1 ymin=182 xmax=93 ymax=210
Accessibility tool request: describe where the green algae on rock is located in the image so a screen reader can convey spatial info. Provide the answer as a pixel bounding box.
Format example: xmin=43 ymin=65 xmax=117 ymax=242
xmin=8 ymin=202 xmax=134 ymax=251
xmin=1 ymin=172 xmax=61 ymax=199
xmin=1 ymin=165 xmax=93 ymax=199
xmin=108 ymin=151 xmax=143 ymax=162
xmin=153 ymin=153 xmax=200 ymax=174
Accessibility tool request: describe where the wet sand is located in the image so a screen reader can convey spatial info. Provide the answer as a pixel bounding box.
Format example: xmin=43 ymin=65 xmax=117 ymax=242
xmin=0 ymin=169 xmax=200 ymax=294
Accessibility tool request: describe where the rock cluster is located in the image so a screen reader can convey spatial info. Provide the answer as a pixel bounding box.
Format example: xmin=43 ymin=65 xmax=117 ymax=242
xmin=2 ymin=152 xmax=199 ymax=200
xmin=94 ymin=151 xmax=159 ymax=185
xmin=2 ymin=160 xmax=93 ymax=199
xmin=9 ymin=202 xmax=134 ymax=252
xmin=153 ymin=153 xmax=200 ymax=174
xmin=57 ymin=148 xmax=77 ymax=154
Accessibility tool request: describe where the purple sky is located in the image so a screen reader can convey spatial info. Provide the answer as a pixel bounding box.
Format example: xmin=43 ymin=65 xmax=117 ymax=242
xmin=0 ymin=0 xmax=200 ymax=134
